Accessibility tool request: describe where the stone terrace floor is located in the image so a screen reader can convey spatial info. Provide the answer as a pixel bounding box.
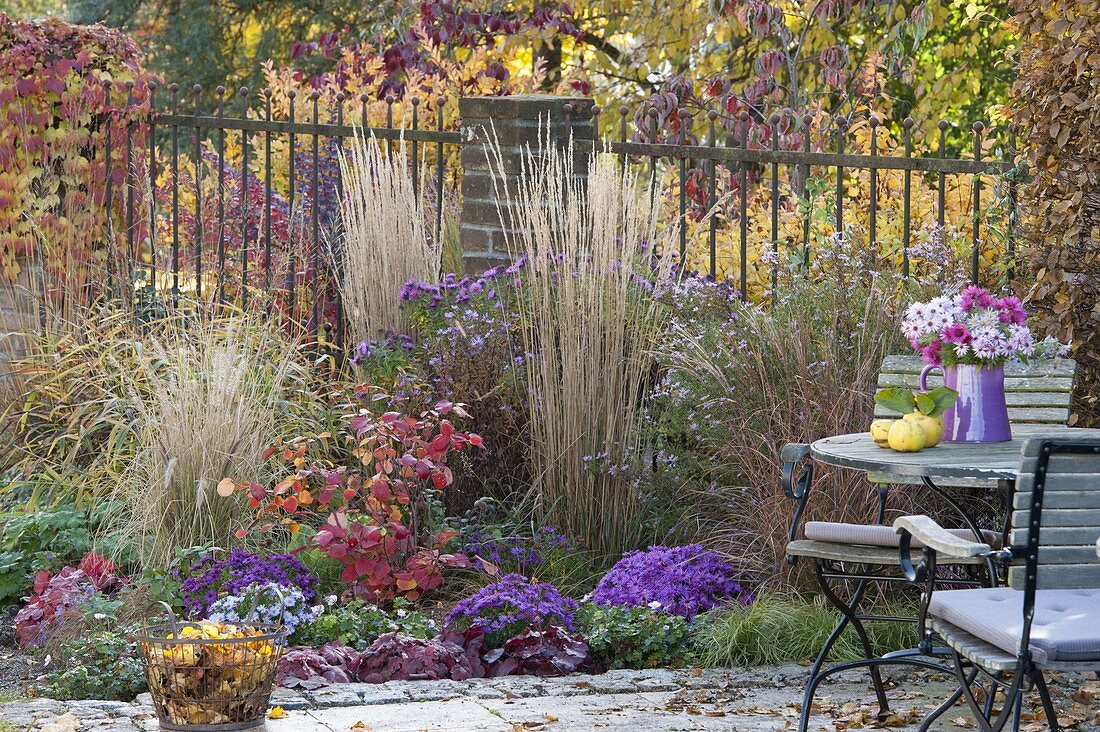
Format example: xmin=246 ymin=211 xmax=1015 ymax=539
xmin=2 ymin=666 xmax=1098 ymax=731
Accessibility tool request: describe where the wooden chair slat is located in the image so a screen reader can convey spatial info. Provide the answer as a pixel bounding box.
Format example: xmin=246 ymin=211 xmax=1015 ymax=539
xmin=877 ymin=373 xmax=1073 ymax=392
xmin=1011 ymin=509 xmax=1100 ymax=528
xmin=880 ymin=354 xmax=1076 ymax=377
xmin=1012 ymin=491 xmax=1100 ymax=511
xmin=1009 ymin=564 xmax=1100 ymax=591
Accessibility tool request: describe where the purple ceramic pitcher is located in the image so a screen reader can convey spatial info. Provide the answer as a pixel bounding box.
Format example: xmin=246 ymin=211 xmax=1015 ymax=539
xmin=920 ymin=363 xmax=1012 ymax=443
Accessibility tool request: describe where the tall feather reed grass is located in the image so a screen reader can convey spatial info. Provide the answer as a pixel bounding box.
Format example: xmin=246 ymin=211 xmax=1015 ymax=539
xmin=488 ymin=137 xmax=678 ymax=559
xmin=101 ymin=313 xmax=310 ymax=568
xmin=338 ymin=132 xmax=441 ymax=346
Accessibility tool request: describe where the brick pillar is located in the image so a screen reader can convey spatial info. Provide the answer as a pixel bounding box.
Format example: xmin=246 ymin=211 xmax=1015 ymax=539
xmin=459 ymin=94 xmax=595 ymax=274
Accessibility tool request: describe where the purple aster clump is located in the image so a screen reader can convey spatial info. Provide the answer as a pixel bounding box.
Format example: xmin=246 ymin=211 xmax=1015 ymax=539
xmin=445 ymin=574 xmax=579 ymax=648
xmin=400 ymin=257 xmax=526 ymax=311
xmin=349 ymin=331 xmax=418 ymax=366
xmin=465 ymin=526 xmax=573 ymax=575
xmin=177 ymin=550 xmax=319 ymax=619
xmin=591 ymin=544 xmax=751 ymax=619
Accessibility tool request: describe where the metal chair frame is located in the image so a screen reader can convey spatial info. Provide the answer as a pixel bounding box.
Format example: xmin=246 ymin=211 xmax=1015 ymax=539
xmin=897 ymin=439 xmax=1100 ymax=732
xmin=783 ymin=444 xmax=993 ymax=732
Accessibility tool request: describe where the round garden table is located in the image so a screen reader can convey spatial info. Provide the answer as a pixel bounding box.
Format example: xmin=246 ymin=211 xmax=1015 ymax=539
xmin=809 ymin=424 xmax=1100 ymax=557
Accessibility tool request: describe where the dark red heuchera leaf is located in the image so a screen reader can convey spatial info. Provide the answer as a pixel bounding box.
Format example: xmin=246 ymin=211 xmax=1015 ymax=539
xmin=350 ymin=629 xmax=486 ymax=683
xmin=276 ymin=644 xmax=359 ymax=689
xmin=14 ymin=552 xmax=127 ymax=649
xmin=482 ymin=626 xmax=594 ymax=678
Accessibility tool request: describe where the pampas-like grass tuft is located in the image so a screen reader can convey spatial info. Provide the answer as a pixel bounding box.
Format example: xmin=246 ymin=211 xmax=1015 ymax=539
xmin=105 ymin=314 xmax=307 ymax=568
xmin=338 ymin=131 xmax=440 ymax=345
xmin=488 ymin=134 xmax=678 ymax=558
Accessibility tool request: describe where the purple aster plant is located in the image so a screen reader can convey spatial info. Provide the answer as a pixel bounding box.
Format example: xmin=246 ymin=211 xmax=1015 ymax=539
xmin=591 ymin=544 xmax=751 ymax=619
xmin=445 ymin=573 xmax=579 ymax=648
xmin=464 ymin=526 xmax=573 ymax=575
xmin=177 ymin=549 xmax=319 ymax=619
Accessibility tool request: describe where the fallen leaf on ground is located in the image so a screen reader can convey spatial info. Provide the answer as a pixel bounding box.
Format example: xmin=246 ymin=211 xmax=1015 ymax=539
xmin=267 ymin=706 xmax=287 ymax=719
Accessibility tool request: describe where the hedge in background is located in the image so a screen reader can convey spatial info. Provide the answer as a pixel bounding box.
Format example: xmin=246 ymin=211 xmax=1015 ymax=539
xmin=0 ymin=14 xmax=153 ymax=293
xmin=1011 ymin=1 xmax=1100 ymax=426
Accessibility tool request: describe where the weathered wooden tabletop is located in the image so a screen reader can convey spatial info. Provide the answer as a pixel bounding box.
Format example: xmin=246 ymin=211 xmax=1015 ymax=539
xmin=811 ymin=425 xmax=1100 ymax=481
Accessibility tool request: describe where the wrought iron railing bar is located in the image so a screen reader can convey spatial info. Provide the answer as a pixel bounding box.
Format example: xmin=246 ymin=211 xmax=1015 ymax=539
xmin=901 ymin=117 xmax=914 ymax=279
xmin=103 ymin=81 xmax=115 ymax=294
xmin=155 ymin=113 xmax=463 ymax=144
xmin=618 ymin=105 xmax=629 ymax=173
xmin=801 ymin=113 xmax=812 ymax=272
xmin=435 ymin=96 xmax=446 ymax=261
xmin=148 ymin=83 xmax=158 ymax=290
xmin=263 ymin=89 xmax=273 ymax=296
xmin=411 ymin=96 xmax=421 ymax=203
xmin=770 ymin=112 xmax=780 ymax=294
xmin=310 ymin=91 xmax=321 ymax=335
xmin=169 ymin=83 xmax=180 ymax=305
xmin=239 ymin=87 xmax=250 ymax=308
xmin=971 ymin=121 xmax=984 ymax=285
xmin=286 ymin=90 xmax=297 ymax=322
xmin=1006 ymin=123 xmax=1019 ymax=282
xmin=707 ymin=109 xmax=718 ymax=277
xmin=937 ymin=120 xmax=948 ymax=231
xmin=192 ymin=84 xmax=203 ymax=300
xmin=334 ymin=93 xmax=346 ymax=348
xmin=834 ymin=115 xmax=845 ymax=239
xmin=573 ymin=139 xmax=1011 ymax=174
xmin=125 ymin=82 xmax=135 ymax=293
xmin=678 ymin=109 xmax=690 ymax=264
xmin=738 ymin=110 xmax=748 ymax=301
xmin=214 ymin=85 xmax=227 ymax=303
xmin=868 ymin=114 xmax=878 ymax=272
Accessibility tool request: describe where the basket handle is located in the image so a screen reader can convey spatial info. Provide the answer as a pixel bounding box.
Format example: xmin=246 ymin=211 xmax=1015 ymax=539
xmin=244 ymin=585 xmax=286 ymax=627
xmin=156 ymin=600 xmax=181 ymax=638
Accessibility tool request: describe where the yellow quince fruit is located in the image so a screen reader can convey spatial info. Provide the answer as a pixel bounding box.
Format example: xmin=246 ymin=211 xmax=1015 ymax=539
xmin=888 ymin=418 xmax=926 ymax=452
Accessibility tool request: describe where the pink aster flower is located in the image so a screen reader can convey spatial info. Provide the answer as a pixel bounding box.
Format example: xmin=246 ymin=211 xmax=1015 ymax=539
xmin=940 ymin=323 xmax=971 ymax=345
xmin=996 ymin=296 xmax=1027 ymax=325
xmin=920 ymin=340 xmax=942 ymax=366
xmin=959 ymin=285 xmax=995 ymax=312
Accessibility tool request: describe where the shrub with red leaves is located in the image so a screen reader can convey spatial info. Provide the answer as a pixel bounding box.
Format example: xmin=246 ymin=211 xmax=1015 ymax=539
xmin=14 ymin=553 xmax=125 ymax=649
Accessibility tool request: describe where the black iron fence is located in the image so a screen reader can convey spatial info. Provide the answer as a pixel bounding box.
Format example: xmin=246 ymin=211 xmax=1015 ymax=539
xmin=574 ymin=103 xmax=1017 ymax=296
xmin=104 ymin=82 xmax=462 ymax=347
xmin=102 ymin=82 xmax=1019 ymax=346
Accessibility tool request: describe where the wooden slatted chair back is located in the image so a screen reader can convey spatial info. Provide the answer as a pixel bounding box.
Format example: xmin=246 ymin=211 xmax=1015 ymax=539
xmin=1010 ymin=437 xmax=1100 ymax=590
xmin=875 ymin=355 xmax=1076 ymax=427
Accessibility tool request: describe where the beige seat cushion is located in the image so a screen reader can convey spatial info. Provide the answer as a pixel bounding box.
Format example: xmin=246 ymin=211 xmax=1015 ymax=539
xmin=804 ymin=521 xmax=1000 ymax=549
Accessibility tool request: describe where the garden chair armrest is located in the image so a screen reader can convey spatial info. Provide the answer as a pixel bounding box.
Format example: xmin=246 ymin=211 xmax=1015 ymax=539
xmin=781 ymin=443 xmax=814 ymax=564
xmin=780 ymin=443 xmax=812 ymax=499
xmin=893 ymin=515 xmax=992 ymax=559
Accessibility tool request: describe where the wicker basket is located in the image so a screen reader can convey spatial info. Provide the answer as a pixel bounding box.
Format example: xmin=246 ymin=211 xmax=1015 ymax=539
xmin=137 ymin=595 xmax=287 ymax=731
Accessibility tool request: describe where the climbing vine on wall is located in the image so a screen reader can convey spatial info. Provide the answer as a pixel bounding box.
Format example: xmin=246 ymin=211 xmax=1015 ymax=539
xmin=0 ymin=14 xmax=154 ymax=297
xmin=1010 ymin=0 xmax=1100 ymax=426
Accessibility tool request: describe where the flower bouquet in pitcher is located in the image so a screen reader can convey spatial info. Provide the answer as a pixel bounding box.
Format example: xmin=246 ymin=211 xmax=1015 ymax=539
xmin=900 ymin=286 xmax=1066 ymax=443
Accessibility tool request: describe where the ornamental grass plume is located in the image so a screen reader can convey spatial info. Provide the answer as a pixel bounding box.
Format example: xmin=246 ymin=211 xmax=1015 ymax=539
xmin=103 ymin=313 xmax=309 ymax=568
xmin=338 ymin=131 xmax=441 ymax=346
xmin=486 ymin=133 xmax=678 ymax=559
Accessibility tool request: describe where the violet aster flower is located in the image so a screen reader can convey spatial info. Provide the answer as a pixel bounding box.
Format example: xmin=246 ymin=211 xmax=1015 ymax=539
xmin=591 ymin=545 xmax=751 ymax=619
xmin=178 ymin=550 xmax=318 ymax=619
xmin=445 ymin=574 xmax=578 ymax=648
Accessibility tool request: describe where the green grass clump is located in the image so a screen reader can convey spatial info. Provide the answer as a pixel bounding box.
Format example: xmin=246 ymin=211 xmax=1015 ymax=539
xmin=694 ymin=594 xmax=917 ymax=667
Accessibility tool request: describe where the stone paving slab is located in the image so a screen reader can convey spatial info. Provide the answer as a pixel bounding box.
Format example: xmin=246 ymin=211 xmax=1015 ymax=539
xmin=2 ymin=666 xmax=1098 ymax=731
